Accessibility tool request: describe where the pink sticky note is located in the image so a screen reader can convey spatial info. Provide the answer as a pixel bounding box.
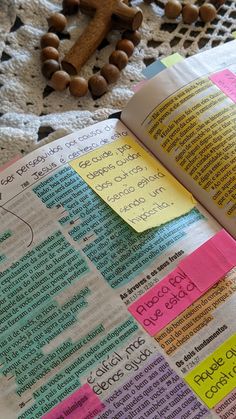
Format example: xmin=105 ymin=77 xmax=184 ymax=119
xmin=42 ymin=384 xmax=104 ymax=419
xmin=0 ymin=155 xmax=21 ymax=172
xmin=129 ymin=230 xmax=236 ymax=336
xmin=179 ymin=230 xmax=236 ymax=292
xmin=133 ymin=79 xmax=148 ymax=92
xmin=210 ymin=69 xmax=236 ymax=103
xmin=128 ymin=268 xmax=202 ymax=336
xmin=212 ymin=229 xmax=236 ymax=266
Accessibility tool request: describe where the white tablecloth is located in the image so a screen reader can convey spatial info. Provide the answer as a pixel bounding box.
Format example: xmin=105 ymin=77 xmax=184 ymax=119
xmin=0 ymin=0 xmax=235 ymax=165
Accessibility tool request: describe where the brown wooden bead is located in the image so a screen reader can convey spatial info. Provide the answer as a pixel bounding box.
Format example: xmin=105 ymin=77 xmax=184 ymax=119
xmin=41 ymin=46 xmax=59 ymax=62
xmin=50 ymin=70 xmax=70 ymax=91
xmin=182 ymin=4 xmax=199 ymax=24
xmin=69 ymin=77 xmax=88 ymax=97
xmin=62 ymin=0 xmax=80 ymax=15
xmin=165 ymin=0 xmax=182 ymax=19
xmin=88 ymin=75 xmax=108 ymax=97
xmin=47 ymin=13 xmax=67 ymax=32
xmin=101 ymin=64 xmax=120 ymax=84
xmin=116 ymin=39 xmax=134 ymax=57
xmin=40 ymin=32 xmax=60 ymax=49
xmin=199 ymin=3 xmax=217 ymax=22
xmin=41 ymin=59 xmax=60 ymax=79
xmin=109 ymin=50 xmax=128 ymax=70
xmin=122 ymin=30 xmax=141 ymax=46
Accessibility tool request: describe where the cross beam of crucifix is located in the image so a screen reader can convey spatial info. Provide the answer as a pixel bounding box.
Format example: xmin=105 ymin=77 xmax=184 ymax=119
xmin=62 ymin=0 xmax=143 ymax=75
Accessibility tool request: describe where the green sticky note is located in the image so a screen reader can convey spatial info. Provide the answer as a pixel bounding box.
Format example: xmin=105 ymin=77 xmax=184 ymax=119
xmin=185 ymin=334 xmax=236 ymax=408
xmin=232 ymin=31 xmax=236 ymax=39
xmin=161 ymin=53 xmax=184 ymax=68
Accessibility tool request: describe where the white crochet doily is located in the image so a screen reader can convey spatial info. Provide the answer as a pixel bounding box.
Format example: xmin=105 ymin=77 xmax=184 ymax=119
xmin=0 ymin=0 xmax=235 ymax=165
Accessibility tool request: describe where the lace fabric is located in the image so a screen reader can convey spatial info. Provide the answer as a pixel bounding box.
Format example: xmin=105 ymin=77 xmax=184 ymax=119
xmin=0 ymin=0 xmax=235 ymax=165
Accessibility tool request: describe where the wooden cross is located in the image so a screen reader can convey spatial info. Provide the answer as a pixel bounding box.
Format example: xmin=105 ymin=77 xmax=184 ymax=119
xmin=62 ymin=0 xmax=143 ymax=75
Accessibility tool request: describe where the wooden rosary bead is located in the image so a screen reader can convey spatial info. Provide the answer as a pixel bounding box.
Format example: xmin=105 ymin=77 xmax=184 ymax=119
xmin=165 ymin=0 xmax=182 ymax=19
xmin=122 ymin=30 xmax=141 ymax=46
xmin=41 ymin=46 xmax=59 ymax=62
xmin=40 ymin=32 xmax=60 ymax=49
xmin=109 ymin=50 xmax=129 ymax=70
xmin=62 ymin=0 xmax=80 ymax=15
xmin=40 ymin=3 xmax=141 ymax=98
xmin=41 ymin=59 xmax=60 ymax=79
xmin=47 ymin=13 xmax=67 ymax=32
xmin=101 ymin=63 xmax=120 ymax=84
xmin=182 ymin=4 xmax=199 ymax=24
xmin=50 ymin=70 xmax=71 ymax=90
xmin=199 ymin=3 xmax=217 ymax=22
xmin=69 ymin=76 xmax=88 ymax=97
xmin=88 ymin=75 xmax=108 ymax=97
xmin=154 ymin=0 xmax=222 ymax=25
xmin=116 ymin=39 xmax=134 ymax=57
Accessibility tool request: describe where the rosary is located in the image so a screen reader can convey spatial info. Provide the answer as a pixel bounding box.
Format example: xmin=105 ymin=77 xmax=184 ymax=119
xmin=161 ymin=0 xmax=225 ymax=24
xmin=40 ymin=0 xmax=226 ymax=98
xmin=40 ymin=0 xmax=143 ymax=98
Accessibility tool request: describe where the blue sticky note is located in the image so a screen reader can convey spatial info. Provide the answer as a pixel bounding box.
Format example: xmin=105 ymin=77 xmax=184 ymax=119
xmin=142 ymin=53 xmax=184 ymax=80
xmin=142 ymin=59 xmax=166 ymax=79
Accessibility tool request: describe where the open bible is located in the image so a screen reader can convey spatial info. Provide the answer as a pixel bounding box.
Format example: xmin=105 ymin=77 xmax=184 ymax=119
xmin=0 ymin=41 xmax=235 ymax=419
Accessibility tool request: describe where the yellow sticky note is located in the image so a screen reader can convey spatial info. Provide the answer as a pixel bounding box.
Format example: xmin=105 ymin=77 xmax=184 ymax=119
xmin=161 ymin=53 xmax=184 ymax=68
xmin=232 ymin=31 xmax=236 ymax=39
xmin=70 ymin=137 xmax=195 ymax=232
xmin=185 ymin=334 xmax=236 ymax=408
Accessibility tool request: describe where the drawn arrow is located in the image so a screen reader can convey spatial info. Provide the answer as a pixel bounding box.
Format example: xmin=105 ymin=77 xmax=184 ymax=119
xmin=0 ymin=202 xmax=34 ymax=248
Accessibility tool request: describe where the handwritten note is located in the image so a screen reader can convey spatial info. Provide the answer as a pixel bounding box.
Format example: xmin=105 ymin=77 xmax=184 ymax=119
xmin=129 ymin=230 xmax=236 ymax=335
xmin=129 ymin=268 xmax=202 ymax=336
xmin=70 ymin=137 xmax=195 ymax=232
xmin=210 ymin=69 xmax=236 ymax=103
xmin=185 ymin=334 xmax=236 ymax=408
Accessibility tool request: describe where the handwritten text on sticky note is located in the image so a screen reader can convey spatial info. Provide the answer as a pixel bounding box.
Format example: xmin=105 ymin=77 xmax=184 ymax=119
xmin=129 ymin=230 xmax=236 ymax=335
xmin=70 ymin=137 xmax=195 ymax=232
xmin=129 ymin=268 xmax=202 ymax=335
xmin=210 ymin=69 xmax=236 ymax=103
xmin=185 ymin=334 xmax=236 ymax=408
